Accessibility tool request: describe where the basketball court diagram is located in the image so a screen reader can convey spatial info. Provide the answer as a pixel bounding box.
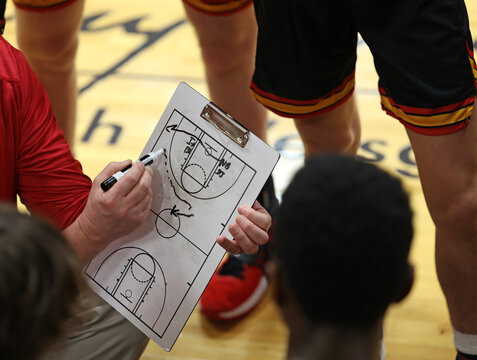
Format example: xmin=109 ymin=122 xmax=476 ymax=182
xmin=84 ymin=103 xmax=262 ymax=346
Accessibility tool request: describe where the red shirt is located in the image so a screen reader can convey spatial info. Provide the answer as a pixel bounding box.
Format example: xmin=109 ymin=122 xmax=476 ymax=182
xmin=0 ymin=35 xmax=92 ymax=229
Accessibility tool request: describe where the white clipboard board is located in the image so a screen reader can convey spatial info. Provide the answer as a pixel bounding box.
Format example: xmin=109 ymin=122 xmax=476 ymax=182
xmin=84 ymin=82 xmax=280 ymax=351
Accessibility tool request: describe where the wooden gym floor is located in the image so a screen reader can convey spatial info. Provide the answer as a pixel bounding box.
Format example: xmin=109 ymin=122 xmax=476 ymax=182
xmin=4 ymin=1 xmax=477 ymax=359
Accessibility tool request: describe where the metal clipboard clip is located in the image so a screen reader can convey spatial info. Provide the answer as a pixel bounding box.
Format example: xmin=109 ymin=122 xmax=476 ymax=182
xmin=201 ymin=103 xmax=250 ymax=148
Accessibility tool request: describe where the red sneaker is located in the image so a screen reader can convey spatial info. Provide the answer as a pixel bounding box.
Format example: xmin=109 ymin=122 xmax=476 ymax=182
xmin=199 ymin=177 xmax=278 ymax=321
xmin=199 ymin=247 xmax=270 ymax=321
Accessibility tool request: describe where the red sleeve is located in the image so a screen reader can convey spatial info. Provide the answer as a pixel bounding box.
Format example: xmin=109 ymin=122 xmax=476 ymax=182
xmin=14 ymin=50 xmax=92 ymax=230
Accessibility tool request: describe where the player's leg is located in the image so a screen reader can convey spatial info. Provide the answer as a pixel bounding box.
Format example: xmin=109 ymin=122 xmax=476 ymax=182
xmin=292 ymin=94 xmax=361 ymax=157
xmin=354 ymin=0 xmax=477 ymax=357
xmin=406 ymin=110 xmax=477 ymax=357
xmin=183 ymin=1 xmax=267 ymax=140
xmin=183 ymin=0 xmax=276 ymax=321
xmin=15 ymin=0 xmax=84 ymax=146
xmin=251 ymin=0 xmax=360 ymax=158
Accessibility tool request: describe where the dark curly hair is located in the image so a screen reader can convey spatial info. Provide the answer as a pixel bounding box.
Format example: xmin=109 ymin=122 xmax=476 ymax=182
xmin=0 ymin=204 xmax=83 ymax=360
xmin=274 ymin=153 xmax=413 ymax=328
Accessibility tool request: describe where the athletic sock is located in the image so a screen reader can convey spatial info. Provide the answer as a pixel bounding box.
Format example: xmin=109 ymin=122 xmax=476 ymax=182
xmin=454 ymin=328 xmax=477 ymax=360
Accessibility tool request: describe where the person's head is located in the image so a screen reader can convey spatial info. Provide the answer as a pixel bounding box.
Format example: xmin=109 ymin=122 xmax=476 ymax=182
xmin=271 ymin=154 xmax=414 ymax=333
xmin=0 ymin=204 xmax=83 ymax=360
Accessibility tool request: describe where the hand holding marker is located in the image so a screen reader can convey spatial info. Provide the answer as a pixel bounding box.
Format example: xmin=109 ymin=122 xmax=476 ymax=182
xmin=101 ymin=148 xmax=166 ymax=191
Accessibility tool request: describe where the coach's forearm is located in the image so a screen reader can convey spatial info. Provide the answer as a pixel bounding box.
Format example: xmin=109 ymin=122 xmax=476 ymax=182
xmin=62 ymin=213 xmax=105 ymax=264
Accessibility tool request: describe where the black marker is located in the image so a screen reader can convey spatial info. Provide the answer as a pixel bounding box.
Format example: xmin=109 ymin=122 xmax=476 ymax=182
xmin=101 ymin=148 xmax=165 ymax=192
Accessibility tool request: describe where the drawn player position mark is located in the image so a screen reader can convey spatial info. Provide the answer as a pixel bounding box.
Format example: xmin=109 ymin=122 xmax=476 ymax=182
xmin=166 ymin=125 xmax=220 ymax=162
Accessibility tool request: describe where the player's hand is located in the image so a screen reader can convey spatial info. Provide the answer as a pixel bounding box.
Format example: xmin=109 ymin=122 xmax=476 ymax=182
xmin=216 ymin=200 xmax=271 ymax=255
xmin=77 ymin=160 xmax=153 ymax=256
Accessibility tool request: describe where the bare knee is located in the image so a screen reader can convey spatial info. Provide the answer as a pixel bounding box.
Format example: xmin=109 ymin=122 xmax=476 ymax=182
xmin=432 ymin=186 xmax=477 ymax=240
xmin=18 ymin=31 xmax=78 ymax=73
xmin=200 ymin=28 xmax=256 ymax=74
xmin=299 ymin=123 xmax=360 ymax=156
xmin=15 ymin=0 xmax=84 ymax=72
xmin=294 ymin=97 xmax=361 ymax=157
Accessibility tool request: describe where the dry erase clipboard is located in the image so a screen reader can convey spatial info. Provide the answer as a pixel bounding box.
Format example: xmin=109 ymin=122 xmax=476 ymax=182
xmin=84 ymin=82 xmax=280 ymax=351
